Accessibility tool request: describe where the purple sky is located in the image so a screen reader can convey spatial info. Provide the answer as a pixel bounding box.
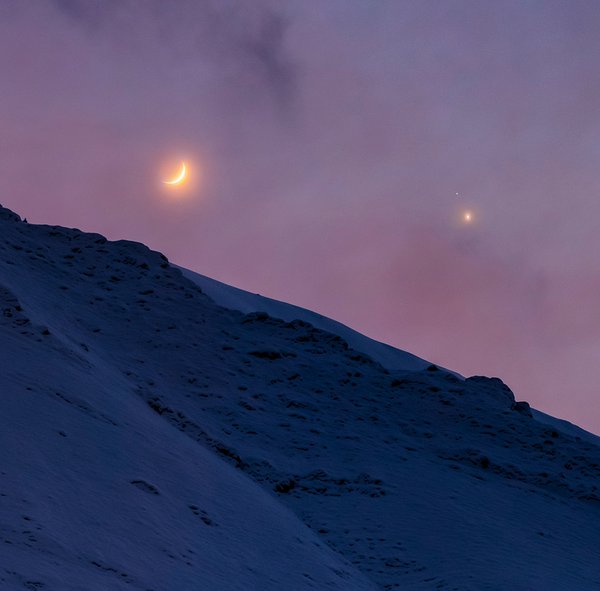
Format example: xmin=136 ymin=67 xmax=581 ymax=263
xmin=2 ymin=1 xmax=600 ymax=433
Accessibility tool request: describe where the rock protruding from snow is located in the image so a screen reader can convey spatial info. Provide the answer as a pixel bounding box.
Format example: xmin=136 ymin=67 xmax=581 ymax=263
xmin=0 ymin=204 xmax=21 ymax=222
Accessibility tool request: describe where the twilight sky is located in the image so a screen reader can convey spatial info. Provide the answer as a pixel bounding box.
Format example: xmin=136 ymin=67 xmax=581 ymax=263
xmin=2 ymin=0 xmax=600 ymax=433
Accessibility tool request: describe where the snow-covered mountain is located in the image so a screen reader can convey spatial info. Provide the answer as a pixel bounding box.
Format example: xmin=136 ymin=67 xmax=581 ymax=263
xmin=1 ymin=204 xmax=599 ymax=591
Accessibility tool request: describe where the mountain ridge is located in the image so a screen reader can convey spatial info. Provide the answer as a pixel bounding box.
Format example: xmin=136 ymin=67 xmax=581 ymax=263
xmin=174 ymin=265 xmax=441 ymax=375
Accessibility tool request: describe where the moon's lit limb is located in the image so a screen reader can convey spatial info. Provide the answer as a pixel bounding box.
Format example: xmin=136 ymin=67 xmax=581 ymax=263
xmin=158 ymin=154 xmax=204 ymax=200
xmin=163 ymin=162 xmax=187 ymax=185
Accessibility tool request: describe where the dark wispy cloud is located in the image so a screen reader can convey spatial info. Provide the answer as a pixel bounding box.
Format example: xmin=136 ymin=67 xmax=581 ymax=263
xmin=52 ymin=0 xmax=117 ymax=25
xmin=242 ymin=11 xmax=297 ymax=111
xmin=49 ymin=0 xmax=298 ymax=113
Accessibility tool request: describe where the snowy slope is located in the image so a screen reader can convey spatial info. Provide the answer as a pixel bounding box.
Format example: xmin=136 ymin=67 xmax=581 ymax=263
xmin=531 ymin=409 xmax=600 ymax=448
xmin=1 ymin=205 xmax=599 ymax=591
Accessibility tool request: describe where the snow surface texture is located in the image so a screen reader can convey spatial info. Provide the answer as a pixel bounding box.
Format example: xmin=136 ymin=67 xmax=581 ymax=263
xmin=0 ymin=204 xmax=599 ymax=590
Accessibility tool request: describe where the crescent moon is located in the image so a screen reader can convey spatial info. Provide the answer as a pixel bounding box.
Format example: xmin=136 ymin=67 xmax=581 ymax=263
xmin=163 ymin=162 xmax=187 ymax=185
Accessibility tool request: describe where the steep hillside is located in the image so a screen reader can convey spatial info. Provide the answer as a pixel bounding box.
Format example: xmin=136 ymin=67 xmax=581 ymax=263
xmin=1 ymin=205 xmax=599 ymax=590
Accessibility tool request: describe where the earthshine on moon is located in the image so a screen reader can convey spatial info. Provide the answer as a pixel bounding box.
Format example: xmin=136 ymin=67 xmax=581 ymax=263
xmin=163 ymin=162 xmax=187 ymax=186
